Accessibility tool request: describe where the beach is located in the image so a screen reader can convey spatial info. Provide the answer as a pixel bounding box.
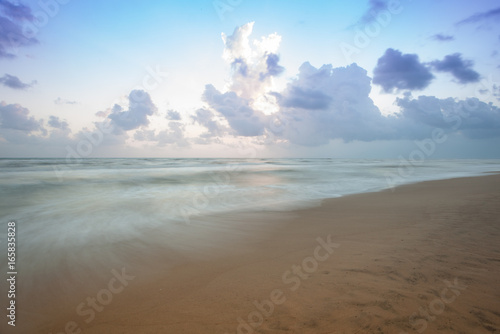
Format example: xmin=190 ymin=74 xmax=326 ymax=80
xmin=12 ymin=173 xmax=498 ymax=334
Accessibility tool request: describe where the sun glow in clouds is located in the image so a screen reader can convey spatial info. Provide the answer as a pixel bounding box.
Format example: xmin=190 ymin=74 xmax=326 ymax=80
xmin=221 ymin=22 xmax=283 ymax=115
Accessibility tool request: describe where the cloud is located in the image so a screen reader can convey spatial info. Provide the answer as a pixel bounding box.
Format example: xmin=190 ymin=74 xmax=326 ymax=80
xmin=202 ymin=84 xmax=267 ymax=137
xmin=0 ymin=73 xmax=36 ymax=89
xmin=492 ymin=84 xmax=500 ymax=102
xmin=0 ymin=0 xmax=34 ymax=21
xmin=396 ymin=94 xmax=500 ymax=139
xmin=199 ymin=22 xmax=285 ymax=139
xmin=191 ymin=108 xmax=227 ymax=138
xmin=166 ymin=109 xmax=181 ymax=120
xmin=221 ymin=22 xmax=284 ymax=99
xmin=358 ymin=0 xmax=388 ymax=24
xmin=156 ymin=122 xmax=189 ymax=146
xmin=205 ymin=22 xmax=500 ymax=148
xmin=0 ymin=101 xmax=43 ymax=132
xmin=456 ymin=7 xmax=500 ymax=25
xmin=430 ymin=53 xmax=480 ymax=84
xmin=108 ymin=90 xmax=157 ymax=132
xmin=273 ymin=62 xmax=397 ymax=145
xmin=54 ymin=97 xmax=78 ymax=105
xmin=373 ymin=48 xmax=435 ymax=92
xmin=48 ymin=115 xmax=69 ymax=131
xmin=263 ymin=53 xmax=285 ymax=78
xmin=431 ymin=34 xmax=454 ymax=42
xmin=0 ymin=1 xmax=38 ymax=58
xmin=134 ymin=121 xmax=189 ymax=147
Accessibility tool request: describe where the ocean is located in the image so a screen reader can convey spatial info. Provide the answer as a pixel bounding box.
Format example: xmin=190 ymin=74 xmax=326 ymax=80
xmin=1 ymin=158 xmax=500 ymax=235
xmin=1 ymin=158 xmax=499 ymax=296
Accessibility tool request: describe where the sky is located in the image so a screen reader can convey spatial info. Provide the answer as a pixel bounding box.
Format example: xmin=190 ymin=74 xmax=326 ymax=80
xmin=1 ymin=0 xmax=500 ymax=158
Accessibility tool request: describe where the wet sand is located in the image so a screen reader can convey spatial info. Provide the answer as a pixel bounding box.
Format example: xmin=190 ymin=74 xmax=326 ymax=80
xmin=7 ymin=174 xmax=500 ymax=333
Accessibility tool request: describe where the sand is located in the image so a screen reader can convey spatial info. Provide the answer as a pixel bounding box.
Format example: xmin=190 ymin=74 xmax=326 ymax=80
xmin=7 ymin=174 xmax=500 ymax=334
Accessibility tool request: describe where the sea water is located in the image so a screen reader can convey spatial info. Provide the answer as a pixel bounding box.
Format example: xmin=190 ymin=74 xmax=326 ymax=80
xmin=0 ymin=158 xmax=499 ymax=302
xmin=1 ymin=158 xmax=499 ymax=245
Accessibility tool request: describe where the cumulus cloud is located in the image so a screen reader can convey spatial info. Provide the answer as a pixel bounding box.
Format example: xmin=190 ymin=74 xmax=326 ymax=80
xmin=157 ymin=122 xmax=189 ymax=146
xmin=166 ymin=109 xmax=181 ymax=120
xmin=0 ymin=101 xmax=43 ymax=132
xmin=191 ymin=108 xmax=227 ymax=138
xmin=199 ymin=22 xmax=285 ymax=140
xmin=456 ymin=7 xmax=500 ymax=26
xmin=430 ymin=53 xmax=480 ymax=84
xmin=48 ymin=115 xmax=69 ymax=131
xmin=202 ymin=84 xmax=267 ymax=137
xmin=205 ymin=23 xmax=500 ymax=148
xmin=0 ymin=0 xmax=38 ymax=58
xmin=431 ymin=34 xmax=454 ymax=42
xmin=373 ymin=48 xmax=434 ymax=92
xmin=0 ymin=73 xmax=35 ymax=89
xmin=134 ymin=121 xmax=189 ymax=147
xmin=273 ymin=62 xmax=398 ymax=145
xmin=108 ymin=90 xmax=157 ymax=132
xmin=221 ymin=22 xmax=284 ymax=99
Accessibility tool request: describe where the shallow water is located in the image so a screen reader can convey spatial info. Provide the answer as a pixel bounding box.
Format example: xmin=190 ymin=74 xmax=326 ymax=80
xmin=1 ymin=158 xmax=499 ymax=246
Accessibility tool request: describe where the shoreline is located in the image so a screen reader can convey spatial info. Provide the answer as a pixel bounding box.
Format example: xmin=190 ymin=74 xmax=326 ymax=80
xmin=5 ymin=173 xmax=500 ymax=333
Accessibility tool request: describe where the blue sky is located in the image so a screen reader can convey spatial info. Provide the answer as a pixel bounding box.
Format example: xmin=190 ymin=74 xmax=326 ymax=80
xmin=1 ymin=0 xmax=499 ymax=158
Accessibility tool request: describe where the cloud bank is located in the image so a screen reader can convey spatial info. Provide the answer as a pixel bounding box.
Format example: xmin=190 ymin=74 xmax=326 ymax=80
xmin=195 ymin=24 xmax=500 ymax=147
xmin=1 ymin=22 xmax=499 ymax=158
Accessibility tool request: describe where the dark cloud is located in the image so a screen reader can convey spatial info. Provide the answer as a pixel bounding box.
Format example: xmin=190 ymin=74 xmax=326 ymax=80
xmin=0 ymin=73 xmax=35 ymax=89
xmin=264 ymin=53 xmax=284 ymax=78
xmin=202 ymin=84 xmax=267 ymax=136
xmin=373 ymin=48 xmax=434 ymax=92
xmin=430 ymin=53 xmax=480 ymax=84
xmin=431 ymin=34 xmax=454 ymax=42
xmin=108 ymin=90 xmax=157 ymax=132
xmin=0 ymin=1 xmax=38 ymax=58
xmin=456 ymin=7 xmax=500 ymax=25
xmin=48 ymin=115 xmax=69 ymax=131
xmin=166 ymin=109 xmax=181 ymax=120
xmin=0 ymin=101 xmax=43 ymax=132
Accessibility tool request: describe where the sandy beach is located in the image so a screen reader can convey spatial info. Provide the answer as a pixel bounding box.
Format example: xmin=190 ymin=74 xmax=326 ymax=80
xmin=10 ymin=173 xmax=500 ymax=334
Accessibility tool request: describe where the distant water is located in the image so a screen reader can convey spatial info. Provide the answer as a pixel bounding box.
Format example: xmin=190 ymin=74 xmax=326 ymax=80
xmin=0 ymin=158 xmax=499 ymax=276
